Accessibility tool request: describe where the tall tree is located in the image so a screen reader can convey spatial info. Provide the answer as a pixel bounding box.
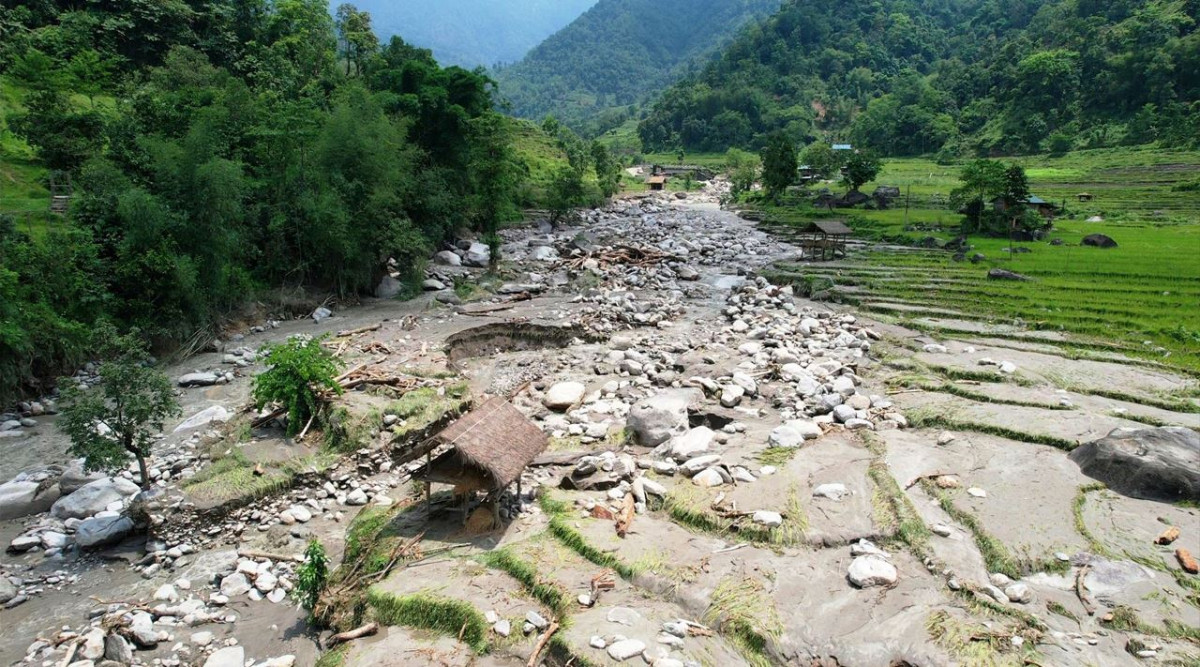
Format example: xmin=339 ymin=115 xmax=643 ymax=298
xmin=760 ymin=131 xmax=798 ymax=200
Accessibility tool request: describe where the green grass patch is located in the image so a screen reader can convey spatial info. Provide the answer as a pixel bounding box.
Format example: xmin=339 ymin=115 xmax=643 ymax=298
xmin=366 ymin=589 xmax=490 ymax=654
xmin=926 ymin=609 xmax=1032 ymax=667
xmin=906 ymin=412 xmax=1078 ymax=451
xmin=921 ymin=480 xmax=1070 ymax=578
xmin=867 ymin=459 xmax=931 ymax=557
xmin=660 ymin=482 xmax=808 ymax=547
xmin=313 ymin=645 xmax=348 ymax=667
xmin=1103 ymin=605 xmax=1200 ymax=643
xmin=755 ymin=447 xmax=800 ymax=467
xmin=1071 ymin=483 xmax=1116 ymax=559
xmin=540 ymin=494 xmax=637 ymax=579
xmin=907 ymin=381 xmax=1074 ymax=411
xmin=478 ymin=547 xmax=570 ymax=618
xmin=703 ymin=576 xmax=782 ymax=667
xmin=182 ymin=448 xmax=337 ymax=508
xmin=1046 ymin=600 xmax=1079 ymax=623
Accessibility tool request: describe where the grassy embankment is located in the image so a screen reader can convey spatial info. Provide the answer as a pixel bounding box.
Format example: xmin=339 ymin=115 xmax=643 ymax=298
xmin=751 ymin=147 xmax=1200 ymax=375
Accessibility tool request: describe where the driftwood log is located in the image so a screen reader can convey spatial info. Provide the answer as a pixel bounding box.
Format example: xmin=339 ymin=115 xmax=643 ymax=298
xmin=326 ymin=622 xmax=379 ymax=647
xmin=526 ymin=621 xmax=559 ymax=667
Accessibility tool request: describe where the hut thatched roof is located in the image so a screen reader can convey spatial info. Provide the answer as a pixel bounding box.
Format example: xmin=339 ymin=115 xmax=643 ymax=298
xmin=418 ymin=397 xmax=548 ymax=490
xmin=806 ymin=220 xmax=853 ymax=235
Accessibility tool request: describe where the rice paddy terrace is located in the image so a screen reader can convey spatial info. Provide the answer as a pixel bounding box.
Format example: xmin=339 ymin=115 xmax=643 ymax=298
xmin=758 ymin=148 xmax=1200 ymax=378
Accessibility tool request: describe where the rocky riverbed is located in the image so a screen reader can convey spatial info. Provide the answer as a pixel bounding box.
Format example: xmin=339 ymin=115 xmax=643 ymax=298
xmin=1 ymin=187 xmax=1198 ymax=666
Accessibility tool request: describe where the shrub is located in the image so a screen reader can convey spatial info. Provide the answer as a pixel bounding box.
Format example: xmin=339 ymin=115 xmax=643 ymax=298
xmin=294 ymin=539 xmax=330 ymax=619
xmin=57 ymin=323 xmax=181 ymax=488
xmin=252 ymin=335 xmax=342 ymax=435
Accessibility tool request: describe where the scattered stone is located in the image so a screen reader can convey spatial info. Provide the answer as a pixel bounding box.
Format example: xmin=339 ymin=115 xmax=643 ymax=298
xmin=768 ymin=420 xmax=821 ymax=448
xmin=1082 ymin=234 xmax=1118 ymax=249
xmin=848 ymin=555 xmax=898 ymax=588
xmin=606 ymin=639 xmax=646 ymax=662
xmin=752 ymin=510 xmax=783 ymax=527
xmin=813 ymin=483 xmax=849 ymax=501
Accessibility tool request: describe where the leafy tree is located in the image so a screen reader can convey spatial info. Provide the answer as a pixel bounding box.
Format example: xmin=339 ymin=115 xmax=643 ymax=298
xmin=843 ymin=150 xmax=882 ymax=192
xmin=547 ymin=166 xmax=585 ymax=228
xmin=799 ymin=143 xmax=839 ymax=179
xmin=951 ymin=159 xmax=1007 ymax=233
xmin=725 ymin=147 xmax=760 ymax=198
xmin=1001 ymin=165 xmax=1030 ymax=210
xmin=591 ymin=141 xmax=621 ymax=198
xmin=252 ymin=336 xmax=342 ymax=436
xmin=57 ymin=324 xmax=181 ymax=489
xmin=10 ymin=91 xmax=106 ymax=171
xmin=468 ymin=113 xmax=520 ymax=270
xmin=293 ymin=539 xmax=329 ymax=619
xmin=334 ymin=4 xmax=378 ymax=76
xmin=759 ymin=131 xmax=797 ymax=199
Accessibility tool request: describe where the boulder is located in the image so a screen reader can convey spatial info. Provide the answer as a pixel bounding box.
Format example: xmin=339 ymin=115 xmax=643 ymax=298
xmin=768 ymin=420 xmax=822 ymax=448
xmin=434 ymin=250 xmax=462 ymax=266
xmin=59 ymin=460 xmax=107 ymax=495
xmin=627 ymin=390 xmax=694 ymax=446
xmin=531 ymin=246 xmax=559 ymax=261
xmin=0 ymin=479 xmax=60 ymax=520
xmin=1069 ymin=427 xmax=1199 ymax=502
xmin=0 ymin=576 xmax=16 ymax=604
xmin=203 ymin=646 xmax=245 ymax=667
xmin=464 ymin=242 xmax=491 ymax=267
xmin=543 ymin=382 xmax=586 ymax=411
xmin=668 ymin=426 xmax=714 ymax=462
xmin=76 ymin=515 xmax=135 ymax=548
xmin=987 ymin=268 xmax=1030 ymax=281
xmin=1081 ymin=233 xmax=1118 ymax=248
xmin=104 ymin=634 xmax=134 ymax=664
xmin=422 ymin=279 xmax=446 ymax=291
xmin=606 ymin=639 xmax=646 ymax=662
xmin=178 ymin=372 xmax=221 ymax=387
xmin=848 ymin=555 xmax=898 ymax=588
xmin=173 ymin=405 xmax=231 ymax=433
xmin=51 ymin=477 xmax=139 ymax=519
xmin=375 ymin=275 xmax=404 ymax=299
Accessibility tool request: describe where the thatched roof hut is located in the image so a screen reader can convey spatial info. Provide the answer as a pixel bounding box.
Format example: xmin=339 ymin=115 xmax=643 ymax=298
xmin=414 ymin=397 xmax=548 ymax=493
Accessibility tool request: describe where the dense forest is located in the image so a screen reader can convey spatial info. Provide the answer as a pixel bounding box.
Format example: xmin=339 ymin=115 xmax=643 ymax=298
xmin=638 ymin=0 xmax=1200 ymax=155
xmin=348 ymin=0 xmax=596 ymax=68
xmin=0 ymin=0 xmax=548 ymax=403
xmin=493 ymin=0 xmax=779 ymax=136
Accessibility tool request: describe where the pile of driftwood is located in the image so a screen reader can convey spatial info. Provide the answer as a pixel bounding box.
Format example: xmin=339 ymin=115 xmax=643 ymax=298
xmin=559 ymin=244 xmax=680 ymax=271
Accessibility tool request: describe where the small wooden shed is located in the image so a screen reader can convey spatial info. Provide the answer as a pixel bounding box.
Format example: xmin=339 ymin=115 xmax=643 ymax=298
xmin=414 ymin=397 xmax=548 ymax=523
xmin=798 ymin=220 xmax=852 ymax=261
xmin=646 ymin=175 xmax=668 ymax=191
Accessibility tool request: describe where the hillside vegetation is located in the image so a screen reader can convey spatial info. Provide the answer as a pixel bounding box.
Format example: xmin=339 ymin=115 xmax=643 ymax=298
xmin=0 ymin=0 xmax=590 ymax=404
xmin=493 ymin=0 xmax=780 ymax=135
xmin=638 ymin=0 xmax=1200 ymax=156
xmin=346 ymin=0 xmax=596 ymax=68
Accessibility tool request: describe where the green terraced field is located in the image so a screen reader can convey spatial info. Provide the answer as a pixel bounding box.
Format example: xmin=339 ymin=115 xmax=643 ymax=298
xmin=756 ymin=148 xmax=1200 ymax=374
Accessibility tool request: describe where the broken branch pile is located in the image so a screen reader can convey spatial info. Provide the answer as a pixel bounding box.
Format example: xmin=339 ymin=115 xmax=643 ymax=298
xmin=559 ymin=244 xmax=680 ymax=271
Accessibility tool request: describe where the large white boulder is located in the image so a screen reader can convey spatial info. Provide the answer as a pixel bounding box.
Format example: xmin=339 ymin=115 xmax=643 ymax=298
xmin=768 ymin=420 xmax=822 ymax=448
xmin=51 ymin=477 xmax=140 ymax=520
xmin=204 ymin=646 xmax=245 ymax=667
xmin=848 ymin=555 xmax=898 ymax=588
xmin=668 ymin=426 xmax=714 ymax=462
xmin=627 ymin=390 xmax=695 ymax=446
xmin=543 ymin=382 xmax=586 ymax=412
xmin=0 ymin=479 xmax=60 ymax=520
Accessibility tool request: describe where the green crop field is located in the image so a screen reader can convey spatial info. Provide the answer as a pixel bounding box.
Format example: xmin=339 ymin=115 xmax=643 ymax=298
xmin=754 ymin=147 xmax=1200 ymax=375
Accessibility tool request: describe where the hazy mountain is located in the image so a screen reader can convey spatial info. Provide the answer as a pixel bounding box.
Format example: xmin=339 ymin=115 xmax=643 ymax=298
xmin=492 ymin=0 xmax=780 ymax=134
xmin=344 ymin=0 xmax=598 ymax=68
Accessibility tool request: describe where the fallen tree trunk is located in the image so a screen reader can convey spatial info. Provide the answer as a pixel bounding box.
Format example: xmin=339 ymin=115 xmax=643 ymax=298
xmin=326 ymin=622 xmax=379 ymax=647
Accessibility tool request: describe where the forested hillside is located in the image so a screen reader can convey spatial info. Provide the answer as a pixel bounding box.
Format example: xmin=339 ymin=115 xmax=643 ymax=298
xmin=0 ymin=0 xmax=554 ymax=402
xmin=346 ymin=0 xmax=596 ymax=68
xmin=493 ymin=0 xmax=780 ymax=135
xmin=638 ymin=0 xmax=1200 ymax=155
